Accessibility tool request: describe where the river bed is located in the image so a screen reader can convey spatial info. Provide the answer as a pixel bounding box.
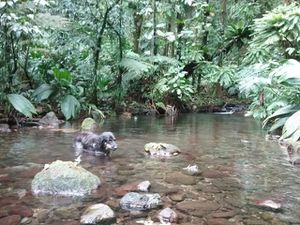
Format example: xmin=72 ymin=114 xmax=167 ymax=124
xmin=0 ymin=113 xmax=299 ymax=225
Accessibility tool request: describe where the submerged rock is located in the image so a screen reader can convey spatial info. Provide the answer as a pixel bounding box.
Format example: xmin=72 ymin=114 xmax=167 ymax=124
xmin=144 ymin=142 xmax=181 ymax=157
xmin=0 ymin=124 xmax=11 ymax=132
xmin=31 ymin=160 xmax=100 ymax=196
xmin=158 ymin=208 xmax=177 ymax=224
xmin=255 ymin=199 xmax=282 ymax=210
xmin=115 ymin=181 xmax=151 ymax=197
xmin=81 ymin=118 xmax=98 ymax=131
xmin=182 ymin=164 xmax=201 ymax=176
xmin=120 ymin=192 xmax=162 ymax=211
xmin=80 ymin=204 xmax=115 ymax=224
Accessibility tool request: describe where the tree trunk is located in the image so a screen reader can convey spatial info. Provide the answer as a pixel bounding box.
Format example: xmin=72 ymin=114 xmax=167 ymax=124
xmin=176 ymin=13 xmax=184 ymax=60
xmin=133 ymin=13 xmax=143 ymax=54
xmin=152 ymin=0 xmax=158 ymax=56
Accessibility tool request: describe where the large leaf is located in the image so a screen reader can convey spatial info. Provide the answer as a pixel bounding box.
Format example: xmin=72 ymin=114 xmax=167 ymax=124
xmin=281 ymin=110 xmax=300 ymax=140
xmin=270 ymin=59 xmax=300 ymax=85
xmin=263 ymin=105 xmax=299 ymax=128
xmin=7 ymin=94 xmax=37 ymax=118
xmin=269 ymin=117 xmax=288 ymax=132
xmin=33 ymin=84 xmax=54 ymax=102
xmin=60 ymin=95 xmax=80 ymax=120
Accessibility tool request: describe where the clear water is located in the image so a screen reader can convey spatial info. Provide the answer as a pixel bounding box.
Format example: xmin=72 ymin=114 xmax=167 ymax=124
xmin=0 ymin=113 xmax=300 ymax=225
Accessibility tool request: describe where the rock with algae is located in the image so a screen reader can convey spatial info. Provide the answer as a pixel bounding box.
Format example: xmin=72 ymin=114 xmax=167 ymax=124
xmin=31 ymin=160 xmax=101 ymax=196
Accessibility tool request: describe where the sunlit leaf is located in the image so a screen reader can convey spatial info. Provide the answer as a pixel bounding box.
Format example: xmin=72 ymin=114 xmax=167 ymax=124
xmin=281 ymin=110 xmax=300 ymax=140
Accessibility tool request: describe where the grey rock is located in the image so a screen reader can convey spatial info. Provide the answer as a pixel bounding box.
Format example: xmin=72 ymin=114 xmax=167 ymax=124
xmin=80 ymin=204 xmax=115 ymax=224
xmin=0 ymin=124 xmax=11 ymax=132
xmin=80 ymin=118 xmax=98 ymax=131
xmin=158 ymin=208 xmax=177 ymax=224
xmin=137 ymin=181 xmax=151 ymax=192
xmin=39 ymin=112 xmax=63 ymax=127
xmin=31 ymin=160 xmax=100 ymax=196
xmin=144 ymin=142 xmax=181 ymax=157
xmin=120 ymin=192 xmax=162 ymax=211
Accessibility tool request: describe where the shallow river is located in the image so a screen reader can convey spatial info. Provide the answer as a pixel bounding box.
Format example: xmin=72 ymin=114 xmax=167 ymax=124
xmin=0 ymin=113 xmax=300 ymax=225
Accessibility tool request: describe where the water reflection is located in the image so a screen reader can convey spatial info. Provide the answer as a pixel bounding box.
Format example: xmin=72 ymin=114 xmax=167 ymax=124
xmin=0 ymin=114 xmax=299 ymax=224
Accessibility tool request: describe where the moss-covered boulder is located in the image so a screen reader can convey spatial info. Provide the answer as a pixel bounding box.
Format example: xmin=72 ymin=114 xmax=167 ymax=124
xmin=31 ymin=160 xmax=101 ymax=196
xmin=81 ymin=118 xmax=98 ymax=131
xmin=144 ymin=142 xmax=181 ymax=157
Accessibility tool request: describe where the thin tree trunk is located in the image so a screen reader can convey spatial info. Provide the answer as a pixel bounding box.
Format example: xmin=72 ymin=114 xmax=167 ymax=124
xmin=133 ymin=13 xmax=143 ymax=54
xmin=91 ymin=1 xmax=119 ymax=102
xmin=152 ymin=0 xmax=158 ymax=56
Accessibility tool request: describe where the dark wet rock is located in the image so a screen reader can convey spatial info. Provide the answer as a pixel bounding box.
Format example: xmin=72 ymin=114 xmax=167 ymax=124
xmin=19 ymin=167 xmax=41 ymax=178
xmin=169 ymin=191 xmax=186 ymax=202
xmin=0 ymin=208 xmax=8 ymax=218
xmin=115 ymin=181 xmax=151 ymax=197
xmin=53 ymin=206 xmax=80 ymax=220
xmin=0 ymin=174 xmax=11 ymax=182
xmin=202 ymin=169 xmax=229 ymax=179
xmin=80 ymin=117 xmax=98 ymax=131
xmin=80 ymin=203 xmax=115 ymax=224
xmin=0 ymin=124 xmax=11 ymax=132
xmin=7 ymin=204 xmax=33 ymax=217
xmin=39 ymin=111 xmax=63 ymax=127
xmin=176 ymin=200 xmax=220 ymax=217
xmin=31 ymin=160 xmax=100 ymax=196
xmin=144 ymin=142 xmax=181 ymax=157
xmin=212 ymin=178 xmax=242 ymax=191
xmin=33 ymin=208 xmax=50 ymax=223
xmin=157 ymin=207 xmax=177 ymax=224
xmin=120 ymin=192 xmax=162 ymax=211
xmin=211 ymin=209 xmax=237 ymax=218
xmin=51 ymin=221 xmax=81 ymax=225
xmin=0 ymin=196 xmax=19 ymax=206
xmin=196 ymin=183 xmax=221 ymax=193
xmin=165 ymin=172 xmax=197 ymax=185
xmin=207 ymin=218 xmax=230 ymax=225
xmin=0 ymin=215 xmax=21 ymax=225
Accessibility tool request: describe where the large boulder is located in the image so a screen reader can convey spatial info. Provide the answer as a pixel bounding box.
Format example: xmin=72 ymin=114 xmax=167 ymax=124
xmin=120 ymin=192 xmax=162 ymax=211
xmin=144 ymin=142 xmax=181 ymax=157
xmin=31 ymin=160 xmax=100 ymax=196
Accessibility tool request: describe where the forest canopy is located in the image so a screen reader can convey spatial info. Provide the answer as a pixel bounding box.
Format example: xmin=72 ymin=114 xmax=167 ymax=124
xmin=1 ymin=0 xmax=300 ymax=139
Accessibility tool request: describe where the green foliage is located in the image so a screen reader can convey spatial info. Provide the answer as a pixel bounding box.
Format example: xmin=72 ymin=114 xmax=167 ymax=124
xmin=60 ymin=95 xmax=80 ymax=120
xmin=153 ymin=66 xmax=194 ymax=103
xmin=245 ymin=3 xmax=300 ymax=64
xmin=7 ymin=94 xmax=37 ymax=118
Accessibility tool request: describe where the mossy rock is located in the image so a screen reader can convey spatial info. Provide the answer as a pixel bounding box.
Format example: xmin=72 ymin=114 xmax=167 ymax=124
xmin=144 ymin=142 xmax=181 ymax=157
xmin=31 ymin=160 xmax=101 ymax=196
xmin=81 ymin=117 xmax=98 ymax=131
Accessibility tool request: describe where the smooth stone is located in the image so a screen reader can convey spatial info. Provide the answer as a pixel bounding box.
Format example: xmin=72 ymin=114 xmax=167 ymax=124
xmin=165 ymin=172 xmax=197 ymax=185
xmin=144 ymin=142 xmax=181 ymax=157
xmin=120 ymin=192 xmax=162 ymax=211
xmin=80 ymin=204 xmax=115 ymax=224
xmin=157 ymin=207 xmax=177 ymax=223
xmin=176 ymin=200 xmax=220 ymax=217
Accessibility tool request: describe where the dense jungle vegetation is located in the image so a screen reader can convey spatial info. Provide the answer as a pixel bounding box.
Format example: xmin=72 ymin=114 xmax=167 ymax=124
xmin=1 ymin=0 xmax=300 ymax=140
